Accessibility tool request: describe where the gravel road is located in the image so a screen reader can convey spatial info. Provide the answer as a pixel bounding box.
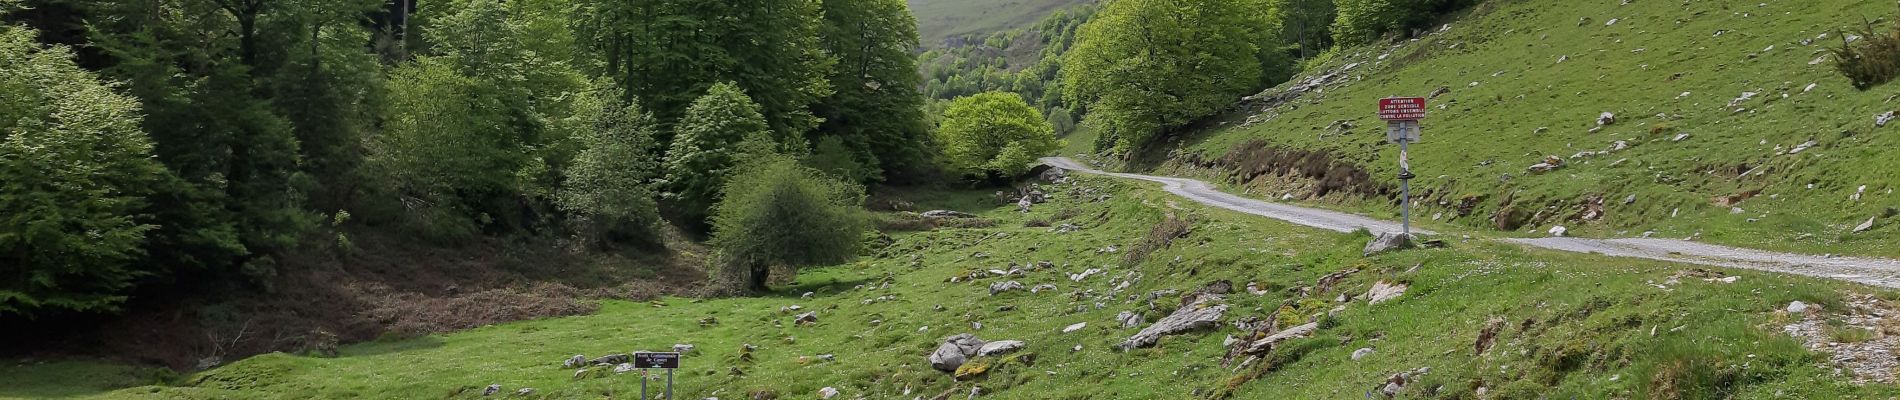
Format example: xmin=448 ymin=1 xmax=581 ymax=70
xmin=1044 ymin=157 xmax=1900 ymax=288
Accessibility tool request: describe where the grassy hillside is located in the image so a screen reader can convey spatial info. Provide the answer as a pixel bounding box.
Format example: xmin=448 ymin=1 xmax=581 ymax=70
xmin=910 ymin=0 xmax=1091 ymax=48
xmin=1157 ymin=0 xmax=1900 ymax=258
xmin=8 ymin=174 xmax=1898 ymax=399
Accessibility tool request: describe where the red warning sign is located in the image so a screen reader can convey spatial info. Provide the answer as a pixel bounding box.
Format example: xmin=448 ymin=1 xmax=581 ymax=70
xmin=1378 ymin=97 xmax=1427 ymax=121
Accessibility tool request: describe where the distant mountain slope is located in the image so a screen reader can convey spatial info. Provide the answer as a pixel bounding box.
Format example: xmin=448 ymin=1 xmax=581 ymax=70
xmin=908 ymin=0 xmax=1091 ymax=48
xmin=1162 ymin=0 xmax=1900 ymax=257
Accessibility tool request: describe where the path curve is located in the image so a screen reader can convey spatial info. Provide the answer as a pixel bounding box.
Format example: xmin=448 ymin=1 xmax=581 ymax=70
xmin=1043 ymin=157 xmax=1900 ymax=289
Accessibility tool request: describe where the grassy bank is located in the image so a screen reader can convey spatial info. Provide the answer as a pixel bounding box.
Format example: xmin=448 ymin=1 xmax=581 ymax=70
xmin=6 ymin=174 xmax=1897 ymax=399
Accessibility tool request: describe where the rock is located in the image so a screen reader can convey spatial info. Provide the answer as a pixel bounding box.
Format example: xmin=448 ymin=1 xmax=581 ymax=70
xmin=1053 ymin=223 xmax=1081 ymax=233
xmin=1243 ymin=322 xmax=1319 ymax=354
xmin=1673 ymin=133 xmax=1691 ymax=142
xmin=484 ymin=384 xmax=502 ymax=396
xmin=976 ymin=340 xmax=1026 ymax=356
xmin=1788 ymin=301 xmax=1810 ymax=313
xmin=818 ymin=354 xmax=835 ymax=362
xmin=1880 ymin=111 xmax=1897 ymax=128
xmin=921 ymin=210 xmax=978 ymax=219
xmin=1476 ymin=317 xmax=1505 ymax=355
xmin=1062 ymin=322 xmax=1087 ymax=333
xmin=613 ymin=363 xmax=635 ymax=373
xmin=1068 ymin=268 xmax=1102 ymax=282
xmin=1030 ymin=283 xmax=1057 ymax=293
xmin=972 ymin=321 xmax=983 ymax=330
xmin=819 ymin=387 xmax=839 ymax=399
xmin=562 ymin=354 xmax=587 ymax=369
xmin=1364 ymin=281 xmax=1409 ymax=305
xmin=1352 ymin=348 xmax=1375 ymax=361
xmin=590 ymin=354 xmax=629 ymax=365
xmin=1118 ymin=296 xmax=1228 ymax=350
xmin=1727 ymin=92 xmax=1757 ymax=108
xmin=794 ymin=312 xmax=818 ymax=326
xmin=1623 ymin=194 xmax=1637 ymax=205
xmin=1363 ymin=233 xmax=1413 ymax=256
xmin=1790 ymin=140 xmax=1818 ymax=154
xmin=1856 ymin=216 xmax=1877 ymax=233
xmin=1116 ymin=311 xmax=1143 ymax=328
xmin=1596 ymin=112 xmax=1616 ymax=126
xmin=800 ymin=292 xmax=814 ymax=299
xmin=514 ymin=388 xmax=534 ymax=396
xmin=1548 ymin=226 xmax=1568 ymax=237
xmin=929 ymin=334 xmax=987 ymax=373
xmin=989 ymin=281 xmax=1024 ymax=295
xmin=673 ymin=344 xmax=696 ymax=354
xmin=1039 ymin=166 xmax=1068 ymax=183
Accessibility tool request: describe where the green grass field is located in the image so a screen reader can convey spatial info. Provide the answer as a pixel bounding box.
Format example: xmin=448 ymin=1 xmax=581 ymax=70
xmin=9 ymin=174 xmax=1897 ymax=399
xmin=1162 ymin=0 xmax=1900 ymax=258
xmin=909 ymin=0 xmax=1090 ymax=48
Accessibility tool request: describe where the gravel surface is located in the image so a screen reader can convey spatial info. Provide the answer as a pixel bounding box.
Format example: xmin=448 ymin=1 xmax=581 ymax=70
xmin=1045 ymin=157 xmax=1900 ymax=288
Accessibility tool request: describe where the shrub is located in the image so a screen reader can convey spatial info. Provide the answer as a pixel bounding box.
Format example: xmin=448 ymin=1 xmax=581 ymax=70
xmin=1123 ymin=213 xmax=1194 ymax=266
xmin=934 ymin=92 xmax=1060 ymax=177
xmin=664 ymin=82 xmax=772 ymax=226
xmin=1833 ymin=14 xmax=1900 ymax=89
xmin=1332 ymin=0 xmax=1475 ymax=46
xmin=710 ymin=154 xmax=869 ymax=292
xmin=0 ymin=26 xmax=166 ymax=316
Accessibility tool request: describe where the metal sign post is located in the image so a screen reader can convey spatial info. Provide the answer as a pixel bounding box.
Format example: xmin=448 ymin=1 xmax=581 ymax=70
xmin=632 ymin=352 xmax=681 ymax=399
xmin=1378 ymin=98 xmax=1426 ymax=237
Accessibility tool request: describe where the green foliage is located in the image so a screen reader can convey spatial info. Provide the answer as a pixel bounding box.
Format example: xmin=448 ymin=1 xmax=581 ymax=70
xmin=557 ymin=91 xmax=663 ymax=245
xmin=0 ymin=26 xmax=165 ymax=315
xmin=1267 ymin=0 xmax=1337 ymax=59
xmin=664 ymin=82 xmax=773 ymax=226
xmin=814 ymin=0 xmax=932 ymax=182
xmin=710 ymin=155 xmax=867 ymax=292
xmin=1832 ymin=13 xmax=1900 ymax=89
xmin=1331 ymin=0 xmax=1472 ymax=46
xmin=1063 ymin=0 xmax=1269 ymax=151
xmin=805 ymin=136 xmax=871 ymax=183
xmin=575 ymin=0 xmax=832 ymax=138
xmin=935 ymin=92 xmax=1060 ymax=177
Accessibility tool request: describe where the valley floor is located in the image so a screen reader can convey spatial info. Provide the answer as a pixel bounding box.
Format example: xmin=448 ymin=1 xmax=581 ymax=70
xmin=7 ymin=175 xmax=1900 ymax=399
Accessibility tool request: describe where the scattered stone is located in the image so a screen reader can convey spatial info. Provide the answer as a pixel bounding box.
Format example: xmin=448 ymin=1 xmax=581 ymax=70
xmin=1879 ymin=111 xmax=1896 ymax=128
xmin=989 ymin=281 xmax=1024 ymax=295
xmin=801 ymin=292 xmax=814 ymax=299
xmin=562 ymin=354 xmax=587 ymax=369
xmin=794 ymin=312 xmax=818 ymax=326
xmin=1805 ymin=83 xmax=1819 ymax=93
xmin=921 ymin=210 xmax=978 ymax=219
xmin=929 ymin=334 xmax=987 ymax=373
xmin=1728 ymin=92 xmax=1757 ymax=108
xmin=484 ymin=384 xmax=503 ymax=396
xmin=1030 ymin=283 xmax=1057 ymax=293
xmin=1118 ymin=295 xmax=1228 ymax=350
xmin=976 ymin=340 xmax=1026 ymax=357
xmin=1039 ymin=166 xmax=1068 ymax=183
xmin=1069 ymin=268 xmax=1103 ymax=282
xmin=1673 ymin=133 xmax=1691 ymax=142
xmin=613 ymin=363 xmax=635 ymax=373
xmin=514 ymin=388 xmax=534 ymax=396
xmin=1623 ymin=194 xmax=1637 ymax=205
xmin=674 ymin=344 xmax=696 ymax=354
xmin=1788 ymin=301 xmax=1810 ymax=314
xmin=1548 ymin=225 xmax=1568 ymax=237
xmin=1352 ymin=348 xmax=1375 ymax=361
xmin=590 ymin=354 xmax=629 ymax=365
xmin=1116 ymin=311 xmax=1143 ymax=328
xmin=1364 ymin=281 xmax=1409 ymax=305
xmin=1362 ymin=233 xmax=1413 ymax=256
xmin=1063 ymin=322 xmax=1087 ymax=333
xmin=819 ymin=387 xmax=839 ymax=399
xmin=1596 ymin=112 xmax=1617 ymax=126
xmin=818 ymin=354 xmax=835 ymax=362
xmin=1240 ymin=322 xmax=1319 ymax=355
xmin=1856 ymin=216 xmax=1878 ymax=233
xmin=1790 ymin=139 xmax=1818 ymax=154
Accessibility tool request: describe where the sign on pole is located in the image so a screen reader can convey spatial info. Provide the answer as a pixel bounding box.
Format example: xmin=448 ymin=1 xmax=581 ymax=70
xmin=1376 ymin=97 xmax=1425 ymax=237
xmin=633 ymin=352 xmax=681 ymax=400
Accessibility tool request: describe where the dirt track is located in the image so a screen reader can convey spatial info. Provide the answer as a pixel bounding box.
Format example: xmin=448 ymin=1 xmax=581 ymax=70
xmin=1044 ymin=157 xmax=1900 ymax=288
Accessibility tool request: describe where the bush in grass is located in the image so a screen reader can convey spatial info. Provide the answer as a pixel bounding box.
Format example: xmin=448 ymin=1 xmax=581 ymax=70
xmin=709 ymin=152 xmax=868 ymax=292
xmin=1833 ymin=14 xmax=1900 ymax=89
xmin=934 ymin=92 xmax=1060 ymax=177
xmin=557 ymin=92 xmax=663 ymax=246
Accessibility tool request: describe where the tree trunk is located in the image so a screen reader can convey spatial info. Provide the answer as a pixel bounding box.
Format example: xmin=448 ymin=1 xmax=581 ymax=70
xmin=749 ymin=263 xmax=771 ymax=292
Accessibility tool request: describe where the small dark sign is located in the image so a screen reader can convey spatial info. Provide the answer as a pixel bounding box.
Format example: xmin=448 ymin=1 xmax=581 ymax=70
xmin=632 ymin=352 xmax=681 ymax=369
